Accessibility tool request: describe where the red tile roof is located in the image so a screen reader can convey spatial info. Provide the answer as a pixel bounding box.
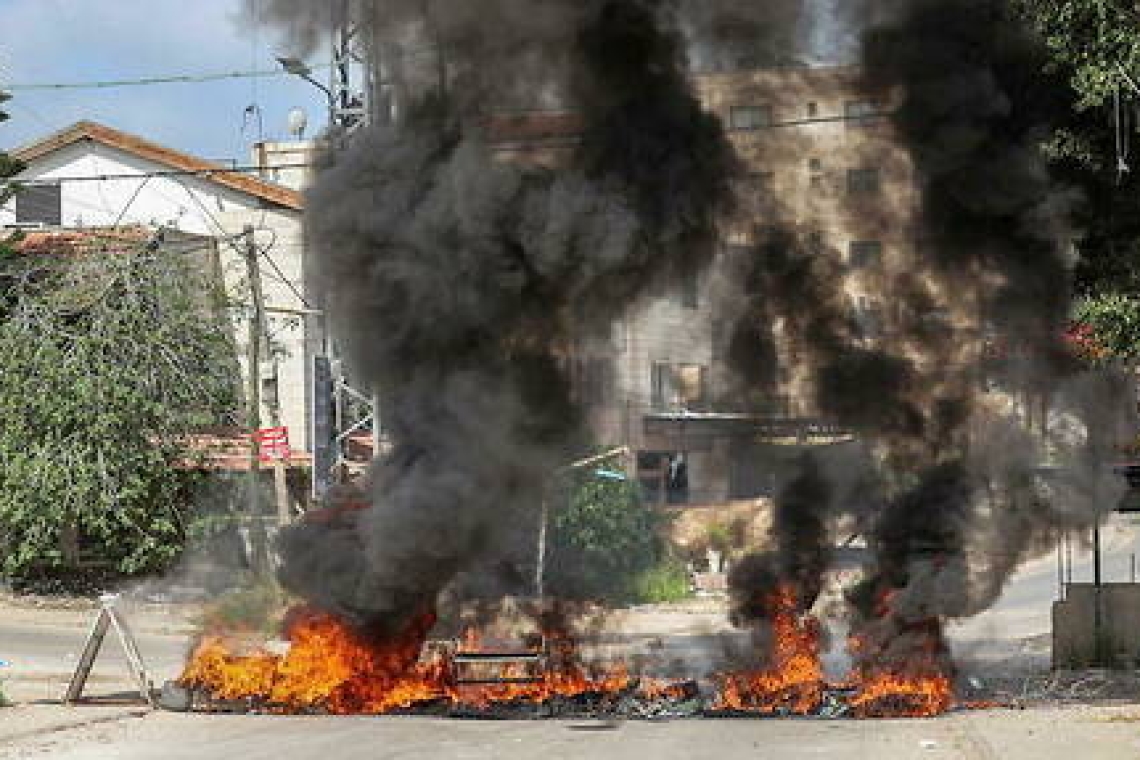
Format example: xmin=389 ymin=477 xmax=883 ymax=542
xmin=12 ymin=121 xmax=303 ymax=211
xmin=485 ymin=111 xmax=584 ymax=145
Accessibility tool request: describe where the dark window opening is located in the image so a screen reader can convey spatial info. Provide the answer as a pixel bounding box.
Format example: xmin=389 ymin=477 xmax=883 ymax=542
xmin=651 ymin=362 xmax=708 ymax=410
xmin=848 ymin=240 xmax=883 ymax=268
xmin=845 ymin=100 xmax=884 ymax=125
xmin=847 ymin=168 xmax=881 ymax=194
xmin=15 ymin=184 xmax=61 ymax=225
xmin=854 ymin=297 xmax=884 ymax=339
xmin=637 ymin=451 xmax=690 ymax=505
xmin=680 ymin=271 xmax=700 ymax=309
xmin=807 ymin=230 xmax=824 ymax=252
xmin=808 ymin=158 xmax=824 ymax=192
xmin=729 ymin=105 xmax=773 ymax=131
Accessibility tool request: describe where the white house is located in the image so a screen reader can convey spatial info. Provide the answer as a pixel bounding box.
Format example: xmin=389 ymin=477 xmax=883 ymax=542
xmin=1 ymin=121 xmax=316 ymax=465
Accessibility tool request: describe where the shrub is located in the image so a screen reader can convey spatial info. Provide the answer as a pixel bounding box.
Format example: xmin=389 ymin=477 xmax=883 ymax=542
xmin=545 ymin=462 xmax=666 ymax=604
xmin=633 ymin=558 xmax=692 ymax=604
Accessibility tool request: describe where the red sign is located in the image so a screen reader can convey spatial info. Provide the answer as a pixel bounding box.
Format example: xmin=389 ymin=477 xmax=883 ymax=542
xmin=254 ymin=427 xmax=291 ymax=463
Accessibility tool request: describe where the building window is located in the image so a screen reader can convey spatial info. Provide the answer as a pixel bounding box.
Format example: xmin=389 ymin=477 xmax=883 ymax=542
xmin=807 ymin=230 xmax=824 ymax=252
xmin=15 ymin=184 xmax=61 ymax=225
xmin=680 ymin=270 xmax=700 ymax=309
xmin=845 ymin=100 xmax=883 ymax=125
xmin=807 ymin=102 xmax=819 ymax=118
xmin=637 ymin=451 xmax=690 ymax=506
xmin=854 ymin=296 xmax=884 ymax=339
xmin=808 ymin=158 xmax=824 ymax=191
xmin=652 ymin=362 xmax=708 ymax=410
xmin=729 ymin=105 xmax=773 ymax=131
xmin=848 ymin=240 xmax=883 ymax=268
xmin=847 ymin=168 xmax=881 ymax=194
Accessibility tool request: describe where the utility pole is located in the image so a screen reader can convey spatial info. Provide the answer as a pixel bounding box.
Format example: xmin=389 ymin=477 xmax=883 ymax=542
xmin=242 ymin=226 xmax=292 ymax=533
xmin=307 ymin=0 xmax=386 ymax=504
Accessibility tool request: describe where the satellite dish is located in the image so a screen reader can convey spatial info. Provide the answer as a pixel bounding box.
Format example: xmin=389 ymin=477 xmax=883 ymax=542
xmin=287 ymin=107 xmax=308 ymax=139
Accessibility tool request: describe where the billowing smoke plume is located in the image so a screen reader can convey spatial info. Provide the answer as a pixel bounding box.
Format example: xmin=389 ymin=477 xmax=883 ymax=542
xmin=259 ymin=0 xmax=738 ymax=634
xmin=721 ymin=0 xmax=1130 ymax=678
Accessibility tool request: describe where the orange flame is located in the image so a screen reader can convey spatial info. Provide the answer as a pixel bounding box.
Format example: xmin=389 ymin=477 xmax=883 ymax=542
xmin=180 ymin=607 xmax=453 ymax=714
xmin=849 ymin=671 xmax=953 ymax=718
xmin=845 ymin=591 xmax=955 ymax=719
xmin=713 ymin=585 xmax=824 ymax=715
xmin=180 ymin=605 xmax=674 ymax=714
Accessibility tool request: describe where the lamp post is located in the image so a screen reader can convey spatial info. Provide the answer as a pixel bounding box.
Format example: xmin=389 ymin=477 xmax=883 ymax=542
xmin=277 ymin=57 xmax=336 ymax=128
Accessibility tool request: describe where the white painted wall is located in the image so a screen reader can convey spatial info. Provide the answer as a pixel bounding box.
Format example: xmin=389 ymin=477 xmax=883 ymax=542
xmin=0 ymin=140 xmax=312 ymax=452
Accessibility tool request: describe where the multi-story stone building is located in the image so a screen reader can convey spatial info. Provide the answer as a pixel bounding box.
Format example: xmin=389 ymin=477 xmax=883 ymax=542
xmin=491 ymin=64 xmax=915 ymax=506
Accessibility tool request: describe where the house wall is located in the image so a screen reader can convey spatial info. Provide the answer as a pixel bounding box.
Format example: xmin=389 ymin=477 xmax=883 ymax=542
xmin=252 ymin=140 xmax=319 ymax=193
xmin=0 ymin=142 xmax=312 ymax=452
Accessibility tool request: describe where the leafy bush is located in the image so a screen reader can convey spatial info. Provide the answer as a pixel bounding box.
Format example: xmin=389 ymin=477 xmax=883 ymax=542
xmin=632 ymin=558 xmax=692 ymax=604
xmin=1072 ymin=294 xmax=1140 ymax=365
xmin=545 ymin=463 xmax=666 ymax=604
xmin=0 ymin=244 xmax=239 ymax=585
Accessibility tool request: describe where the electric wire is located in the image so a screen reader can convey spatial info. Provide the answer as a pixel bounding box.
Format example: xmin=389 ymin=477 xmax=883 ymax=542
xmin=3 ymin=66 xmax=332 ymax=92
xmin=2 ymin=163 xmax=315 ymax=187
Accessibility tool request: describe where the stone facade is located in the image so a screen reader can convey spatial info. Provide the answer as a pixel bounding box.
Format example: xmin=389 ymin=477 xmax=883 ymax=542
xmin=491 ymin=65 xmax=919 ymax=506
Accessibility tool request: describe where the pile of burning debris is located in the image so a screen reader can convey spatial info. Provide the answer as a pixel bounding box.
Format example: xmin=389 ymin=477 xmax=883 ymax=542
xmin=164 ymin=587 xmax=969 ymax=721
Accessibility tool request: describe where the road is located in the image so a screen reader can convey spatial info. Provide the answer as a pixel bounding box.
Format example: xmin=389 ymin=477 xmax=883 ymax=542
xmin=2 ymin=519 xmax=1139 ymax=757
xmin=4 ymin=706 xmax=1140 ymax=760
xmin=0 ymin=617 xmax=190 ymax=705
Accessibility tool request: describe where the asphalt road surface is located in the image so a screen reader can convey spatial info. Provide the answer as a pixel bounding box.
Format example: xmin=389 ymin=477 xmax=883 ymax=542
xmin=5 ymin=707 xmax=1140 ymax=760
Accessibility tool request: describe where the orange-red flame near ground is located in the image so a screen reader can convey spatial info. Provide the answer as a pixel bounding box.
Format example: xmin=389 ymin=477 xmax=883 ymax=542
xmin=180 ymin=607 xmax=451 ymax=714
xmin=180 ymin=595 xmax=959 ymax=718
xmin=845 ymin=588 xmax=955 ymax=718
xmin=713 ymin=585 xmax=824 ymax=715
xmin=849 ymin=671 xmax=953 ymax=718
xmin=179 ymin=605 xmax=681 ymax=714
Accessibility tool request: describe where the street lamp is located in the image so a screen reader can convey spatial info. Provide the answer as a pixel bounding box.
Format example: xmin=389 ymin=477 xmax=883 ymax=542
xmin=277 ymin=56 xmax=335 ymax=124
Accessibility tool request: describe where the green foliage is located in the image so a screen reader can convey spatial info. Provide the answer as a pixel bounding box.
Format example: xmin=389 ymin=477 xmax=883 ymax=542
xmin=1011 ymin=3 xmax=1140 ymax=294
xmin=0 ymin=244 xmax=239 ymax=585
xmin=703 ymin=522 xmax=733 ymax=553
xmin=1014 ymin=1 xmax=1140 ymax=110
xmin=546 ymin=465 xmax=664 ymax=604
xmin=632 ymin=558 xmax=691 ymax=604
xmin=1072 ymin=293 xmax=1140 ymax=364
xmin=0 ymin=89 xmax=25 ymax=259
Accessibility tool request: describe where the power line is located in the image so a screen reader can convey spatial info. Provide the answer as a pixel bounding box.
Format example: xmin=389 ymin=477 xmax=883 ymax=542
xmin=168 ymin=176 xmax=314 ymax=310
xmin=3 ymin=65 xmax=331 ymax=92
xmin=2 ymin=163 xmax=315 ymax=187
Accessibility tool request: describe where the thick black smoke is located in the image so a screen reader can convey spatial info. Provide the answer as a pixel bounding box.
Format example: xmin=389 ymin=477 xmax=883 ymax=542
xmin=729 ymin=454 xmax=832 ymax=625
xmin=844 ymin=0 xmax=1120 ymax=673
xmin=721 ymin=0 xmax=1129 ymax=674
xmin=264 ymin=0 xmax=738 ymax=634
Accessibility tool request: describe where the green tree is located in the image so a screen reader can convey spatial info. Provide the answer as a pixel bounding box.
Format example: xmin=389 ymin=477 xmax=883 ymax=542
xmin=1013 ymin=2 xmax=1140 ymax=294
xmin=545 ymin=466 xmax=664 ymax=604
xmin=0 ymin=89 xmax=26 ymax=258
xmin=0 ymin=239 xmax=239 ymax=586
xmin=1070 ymin=293 xmax=1140 ymax=365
